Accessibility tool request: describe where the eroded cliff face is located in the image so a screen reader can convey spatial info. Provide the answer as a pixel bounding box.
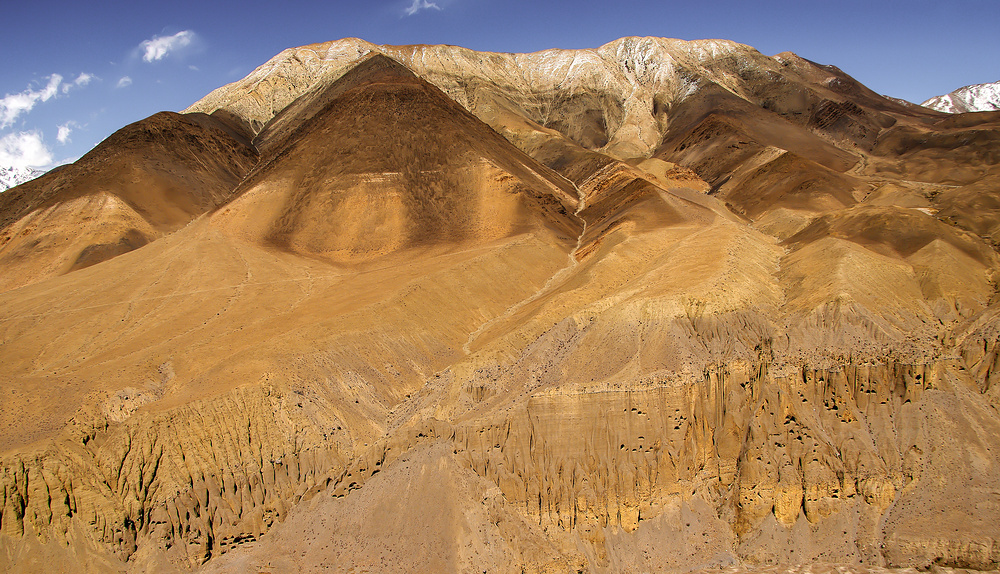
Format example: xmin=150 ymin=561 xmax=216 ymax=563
xmin=6 ymin=331 xmax=1000 ymax=572
xmin=2 ymin=385 xmax=342 ymax=562
xmin=4 ymin=38 xmax=1000 ymax=573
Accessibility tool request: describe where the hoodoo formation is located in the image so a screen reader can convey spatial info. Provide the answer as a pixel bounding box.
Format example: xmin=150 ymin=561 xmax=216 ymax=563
xmin=3 ymin=37 xmax=1000 ymax=573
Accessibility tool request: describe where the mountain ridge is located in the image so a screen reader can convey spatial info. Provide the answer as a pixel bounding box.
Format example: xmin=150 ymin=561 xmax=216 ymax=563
xmin=922 ymin=80 xmax=1000 ymax=113
xmin=213 ymin=53 xmax=583 ymax=263
xmin=188 ymin=37 xmax=931 ymax=162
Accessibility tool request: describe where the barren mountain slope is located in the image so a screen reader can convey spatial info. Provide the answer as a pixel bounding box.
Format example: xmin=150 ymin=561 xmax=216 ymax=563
xmin=187 ymin=36 xmax=999 ymax=247
xmin=0 ymin=112 xmax=258 ymax=293
xmin=187 ymin=37 xmax=930 ymax=159
xmin=215 ymin=54 xmax=582 ymax=261
xmin=2 ymin=40 xmax=1000 ymax=574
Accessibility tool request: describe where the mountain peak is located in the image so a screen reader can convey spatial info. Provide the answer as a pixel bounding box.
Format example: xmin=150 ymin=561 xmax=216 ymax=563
xmin=333 ymin=52 xmax=419 ymax=85
xmin=922 ymin=80 xmax=1000 ymax=113
xmin=215 ymin=52 xmax=581 ymax=263
xmin=252 ymin=53 xmax=419 ymax=154
xmin=0 ymin=165 xmax=46 ymax=192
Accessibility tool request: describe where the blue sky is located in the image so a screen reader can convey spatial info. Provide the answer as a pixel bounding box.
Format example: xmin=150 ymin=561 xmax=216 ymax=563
xmin=1 ymin=0 xmax=997 ymax=171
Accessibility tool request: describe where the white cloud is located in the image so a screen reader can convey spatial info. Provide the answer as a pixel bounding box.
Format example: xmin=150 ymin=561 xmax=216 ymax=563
xmin=56 ymin=121 xmax=79 ymax=144
xmin=0 ymin=131 xmax=53 ymax=169
xmin=116 ymin=76 xmax=133 ymax=88
xmin=0 ymin=74 xmax=62 ymax=128
xmin=140 ymin=30 xmax=195 ymax=62
xmin=0 ymin=73 xmax=93 ymax=127
xmin=62 ymin=72 xmax=94 ymax=94
xmin=0 ymin=94 xmax=39 ymax=127
xmin=39 ymin=74 xmax=62 ymax=100
xmin=404 ymin=0 xmax=441 ymax=16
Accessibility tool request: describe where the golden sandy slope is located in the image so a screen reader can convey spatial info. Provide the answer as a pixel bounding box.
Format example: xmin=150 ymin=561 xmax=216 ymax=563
xmin=3 ymin=40 xmax=1000 ymax=573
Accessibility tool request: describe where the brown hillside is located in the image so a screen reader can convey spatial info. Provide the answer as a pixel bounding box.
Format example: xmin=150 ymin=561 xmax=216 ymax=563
xmin=0 ymin=112 xmax=257 ymax=292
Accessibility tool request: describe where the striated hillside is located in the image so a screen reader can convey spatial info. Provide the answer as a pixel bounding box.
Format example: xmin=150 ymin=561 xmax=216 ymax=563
xmin=3 ymin=37 xmax=1000 ymax=573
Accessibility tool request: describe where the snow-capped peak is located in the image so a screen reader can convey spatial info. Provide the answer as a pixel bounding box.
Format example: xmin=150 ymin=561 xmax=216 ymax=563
xmin=922 ymin=80 xmax=1000 ymax=113
xmin=0 ymin=165 xmax=46 ymax=192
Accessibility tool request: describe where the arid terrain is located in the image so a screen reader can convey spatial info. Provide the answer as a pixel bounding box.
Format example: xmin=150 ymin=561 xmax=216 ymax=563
xmin=2 ymin=37 xmax=1000 ymax=573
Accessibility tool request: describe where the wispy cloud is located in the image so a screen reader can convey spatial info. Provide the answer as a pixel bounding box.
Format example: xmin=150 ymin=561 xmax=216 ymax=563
xmin=0 ymin=75 xmax=62 ymax=128
xmin=116 ymin=76 xmax=133 ymax=89
xmin=0 ymin=73 xmax=94 ymax=128
xmin=404 ymin=0 xmax=441 ymax=16
xmin=140 ymin=30 xmax=196 ymax=62
xmin=62 ymin=73 xmax=94 ymax=94
xmin=38 ymin=75 xmax=62 ymax=100
xmin=56 ymin=125 xmax=71 ymax=144
xmin=56 ymin=121 xmax=80 ymax=144
xmin=0 ymin=131 xmax=53 ymax=169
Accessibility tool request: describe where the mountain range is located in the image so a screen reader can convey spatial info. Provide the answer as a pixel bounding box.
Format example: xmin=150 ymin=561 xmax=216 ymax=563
xmin=2 ymin=37 xmax=1000 ymax=573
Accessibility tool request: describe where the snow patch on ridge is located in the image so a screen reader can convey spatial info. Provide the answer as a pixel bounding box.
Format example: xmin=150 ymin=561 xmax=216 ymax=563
xmin=922 ymin=81 xmax=1000 ymax=113
xmin=0 ymin=165 xmax=45 ymax=192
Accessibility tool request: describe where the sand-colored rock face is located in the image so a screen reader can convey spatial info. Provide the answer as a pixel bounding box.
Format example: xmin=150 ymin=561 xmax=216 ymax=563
xmin=3 ymin=39 xmax=1000 ymax=573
